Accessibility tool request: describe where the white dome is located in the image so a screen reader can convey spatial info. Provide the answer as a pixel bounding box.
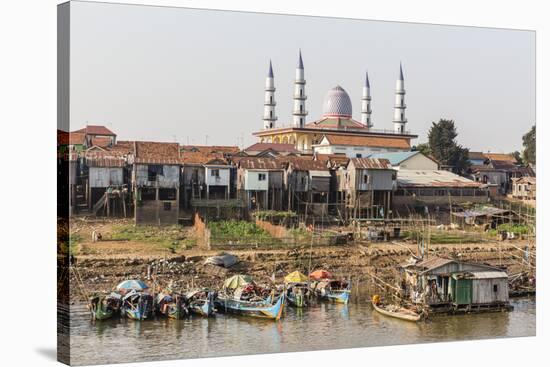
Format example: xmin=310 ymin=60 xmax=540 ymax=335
xmin=322 ymin=85 xmax=352 ymax=118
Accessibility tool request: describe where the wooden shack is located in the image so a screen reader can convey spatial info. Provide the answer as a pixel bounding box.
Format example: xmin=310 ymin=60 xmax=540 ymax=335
xmin=400 ymin=257 xmax=510 ymax=312
xmin=130 ymin=141 xmax=181 ymax=225
xmin=283 ymin=158 xmax=332 ymax=216
xmin=236 ymin=157 xmax=284 ymax=211
xmin=345 ymin=157 xmax=395 ymax=219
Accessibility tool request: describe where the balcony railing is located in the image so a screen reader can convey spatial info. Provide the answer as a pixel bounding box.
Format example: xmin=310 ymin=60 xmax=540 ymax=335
xmin=292 ymin=110 xmax=308 ymax=115
xmin=293 ymin=94 xmax=307 ymax=100
xmin=256 ymin=124 xmax=415 ymax=136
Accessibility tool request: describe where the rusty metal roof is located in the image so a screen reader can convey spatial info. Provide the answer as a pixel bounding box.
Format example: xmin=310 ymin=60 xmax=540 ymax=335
xmin=237 ymin=157 xmax=283 ymax=170
xmin=348 ymin=157 xmax=392 ymax=170
xmin=84 ymin=150 xmax=126 ymax=167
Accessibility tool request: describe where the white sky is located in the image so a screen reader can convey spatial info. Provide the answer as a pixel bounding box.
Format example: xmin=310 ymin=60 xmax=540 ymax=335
xmin=70 ymin=1 xmax=535 ymax=152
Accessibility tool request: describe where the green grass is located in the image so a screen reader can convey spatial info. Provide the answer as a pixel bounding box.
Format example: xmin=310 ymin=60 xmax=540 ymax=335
xmin=209 ymin=220 xmax=271 ymax=242
xmin=402 ymin=229 xmax=486 ymax=244
xmin=110 ymin=224 xmax=189 ymax=251
xmin=253 ymin=210 xmax=297 ymax=221
xmin=69 ymin=233 xmax=82 ymax=256
xmin=495 ymin=223 xmax=533 ymax=235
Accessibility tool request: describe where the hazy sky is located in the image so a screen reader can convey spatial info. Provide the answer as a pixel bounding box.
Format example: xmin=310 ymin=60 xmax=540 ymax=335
xmin=70 ymin=1 xmax=535 ymax=152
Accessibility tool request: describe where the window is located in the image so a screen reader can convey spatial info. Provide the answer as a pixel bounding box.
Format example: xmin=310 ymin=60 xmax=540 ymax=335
xmin=211 ymin=169 xmax=220 ymax=177
xmin=493 ymin=284 xmax=498 ymax=292
xmin=147 ymin=165 xmax=163 ymax=181
xmin=163 ymin=202 xmax=172 ymax=211
xmin=356 ymin=153 xmax=362 ymax=158
xmin=258 ymin=173 xmax=266 ymax=181
xmin=363 ymin=174 xmax=369 ymax=184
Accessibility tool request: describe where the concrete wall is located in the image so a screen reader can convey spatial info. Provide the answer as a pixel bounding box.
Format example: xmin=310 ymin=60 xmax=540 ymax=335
xmin=89 ymin=167 xmax=123 ymax=188
xmin=399 ymin=154 xmax=438 ymax=170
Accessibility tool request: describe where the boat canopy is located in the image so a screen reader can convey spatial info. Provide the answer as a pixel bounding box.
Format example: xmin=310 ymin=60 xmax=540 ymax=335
xmin=116 ymin=279 xmax=149 ymax=291
xmin=309 ymin=270 xmax=333 ymax=280
xmin=285 ymin=271 xmax=308 ymax=283
xmin=223 ymin=274 xmax=254 ymax=290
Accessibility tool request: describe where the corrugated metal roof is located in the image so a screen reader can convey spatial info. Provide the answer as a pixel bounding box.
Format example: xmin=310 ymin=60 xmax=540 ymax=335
xmin=244 ymin=143 xmax=301 ymax=154
xmin=397 ymin=170 xmax=483 ymax=188
xmin=238 ymin=157 xmax=282 ymax=170
xmin=468 ymin=271 xmax=508 ymax=279
xmin=451 ymin=206 xmax=509 ymax=218
xmin=415 ymin=257 xmax=456 ymax=271
xmin=367 ymin=151 xmax=419 ymax=165
xmin=349 ymin=157 xmax=393 ymax=170
xmin=309 ymin=170 xmax=331 ymax=177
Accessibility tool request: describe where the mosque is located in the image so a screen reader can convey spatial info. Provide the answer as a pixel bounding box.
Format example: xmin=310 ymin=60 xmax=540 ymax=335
xmin=253 ymin=51 xmax=418 ymax=157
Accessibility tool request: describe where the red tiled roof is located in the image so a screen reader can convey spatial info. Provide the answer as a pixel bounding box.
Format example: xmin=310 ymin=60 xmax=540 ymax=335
xmin=484 ymin=153 xmax=517 ymax=163
xmin=69 ymin=133 xmax=86 ymax=145
xmin=244 ymin=143 xmax=301 ymax=154
xmin=133 ymin=141 xmax=180 ymax=165
xmin=349 ymin=157 xmax=393 ymax=170
xmin=90 ymin=136 xmax=113 ymax=148
xmin=324 ymin=134 xmax=410 ymax=149
xmin=73 ymin=125 xmax=116 ymax=136
xmin=180 ymin=151 xmax=228 ymax=165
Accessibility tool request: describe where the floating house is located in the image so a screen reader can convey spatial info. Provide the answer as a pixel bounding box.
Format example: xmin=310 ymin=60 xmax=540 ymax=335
xmin=401 ymin=257 xmax=510 ymax=312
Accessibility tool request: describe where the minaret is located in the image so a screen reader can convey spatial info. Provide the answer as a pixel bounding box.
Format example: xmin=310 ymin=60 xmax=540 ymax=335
xmin=393 ymin=63 xmax=407 ymax=134
xmin=263 ymin=60 xmax=277 ymax=129
xmin=292 ymin=50 xmax=308 ymax=127
xmin=361 ymin=71 xmax=373 ymax=128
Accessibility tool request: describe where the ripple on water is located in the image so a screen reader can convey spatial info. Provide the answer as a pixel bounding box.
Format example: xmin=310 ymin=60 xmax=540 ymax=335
xmin=68 ymin=298 xmax=536 ymax=366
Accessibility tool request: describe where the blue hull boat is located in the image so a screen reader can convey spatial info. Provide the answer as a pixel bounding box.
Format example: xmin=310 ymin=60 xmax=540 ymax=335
xmin=216 ymin=293 xmax=285 ymax=320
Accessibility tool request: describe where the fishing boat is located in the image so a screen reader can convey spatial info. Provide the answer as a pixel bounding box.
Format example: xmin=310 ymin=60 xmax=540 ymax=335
xmin=284 ymin=271 xmax=311 ymax=308
xmin=312 ymin=279 xmax=351 ymax=304
xmin=186 ymin=289 xmax=216 ymax=317
xmin=215 ymin=275 xmax=284 ymax=320
xmin=88 ymin=293 xmax=121 ymax=321
xmin=371 ymin=295 xmax=422 ymax=322
xmin=217 ymin=292 xmax=285 ymax=320
xmin=122 ymin=290 xmax=154 ymax=320
xmin=155 ymin=293 xmax=189 ymax=319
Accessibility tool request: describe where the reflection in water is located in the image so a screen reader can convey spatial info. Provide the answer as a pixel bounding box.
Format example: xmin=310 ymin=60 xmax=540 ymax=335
xmin=69 ymin=298 xmax=535 ymax=366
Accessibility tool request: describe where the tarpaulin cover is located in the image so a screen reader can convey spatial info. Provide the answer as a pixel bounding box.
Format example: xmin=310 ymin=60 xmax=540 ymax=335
xmin=309 ymin=270 xmax=333 ymax=280
xmin=223 ymin=274 xmax=253 ymax=290
xmin=204 ymin=254 xmax=238 ymax=268
xmin=284 ymin=271 xmax=308 ymax=283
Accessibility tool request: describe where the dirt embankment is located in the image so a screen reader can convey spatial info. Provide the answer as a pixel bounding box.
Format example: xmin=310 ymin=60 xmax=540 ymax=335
xmin=67 ymin=218 xmax=535 ymax=302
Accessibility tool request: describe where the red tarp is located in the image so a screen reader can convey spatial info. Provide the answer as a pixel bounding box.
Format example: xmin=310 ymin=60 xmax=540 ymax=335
xmin=309 ymin=270 xmax=332 ymax=280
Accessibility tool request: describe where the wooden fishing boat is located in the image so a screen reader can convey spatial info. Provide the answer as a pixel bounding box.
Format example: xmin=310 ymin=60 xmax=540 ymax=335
xmin=313 ymin=279 xmax=351 ymax=304
xmin=156 ymin=293 xmax=189 ymax=320
xmin=216 ymin=293 xmax=285 ymax=320
xmin=122 ymin=291 xmax=154 ymax=320
xmin=88 ymin=293 xmax=122 ymax=321
xmin=186 ymin=289 xmax=216 ymax=317
xmin=371 ymin=295 xmax=422 ymax=322
xmin=285 ymin=283 xmax=310 ymax=308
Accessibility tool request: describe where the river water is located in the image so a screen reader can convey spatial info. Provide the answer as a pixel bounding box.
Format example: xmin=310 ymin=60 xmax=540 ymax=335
xmin=69 ymin=297 xmax=535 ymax=366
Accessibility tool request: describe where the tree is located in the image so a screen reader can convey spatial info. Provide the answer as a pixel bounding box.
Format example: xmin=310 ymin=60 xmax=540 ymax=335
xmin=511 ymin=151 xmax=524 ymax=166
xmin=412 ymin=143 xmax=431 ymax=156
xmin=522 ymin=125 xmax=536 ymax=165
xmin=427 ymin=119 xmax=470 ymax=174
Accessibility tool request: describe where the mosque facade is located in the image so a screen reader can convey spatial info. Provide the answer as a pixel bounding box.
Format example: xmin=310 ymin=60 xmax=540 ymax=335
xmin=254 ymin=51 xmax=417 ymax=157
